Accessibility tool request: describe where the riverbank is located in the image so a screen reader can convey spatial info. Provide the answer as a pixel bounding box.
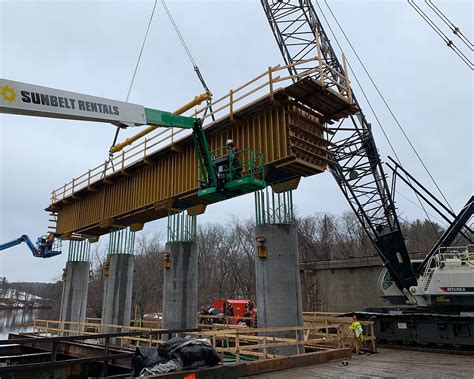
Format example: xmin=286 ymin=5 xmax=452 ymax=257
xmin=0 ymin=308 xmax=60 ymax=340
xmin=0 ymin=298 xmax=54 ymax=310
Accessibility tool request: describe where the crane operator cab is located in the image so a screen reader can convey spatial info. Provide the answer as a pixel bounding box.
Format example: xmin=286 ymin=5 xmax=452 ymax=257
xmin=34 ymin=233 xmax=62 ymax=258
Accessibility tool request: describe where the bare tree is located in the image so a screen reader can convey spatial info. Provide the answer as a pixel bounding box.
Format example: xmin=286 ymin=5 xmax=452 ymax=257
xmin=132 ymin=232 xmax=164 ymax=318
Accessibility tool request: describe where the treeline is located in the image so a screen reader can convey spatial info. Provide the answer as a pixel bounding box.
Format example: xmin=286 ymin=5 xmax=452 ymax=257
xmin=1 ymin=212 xmax=445 ymax=318
xmin=297 ymin=211 xmax=444 ymax=262
xmin=1 ymin=278 xmax=62 ymax=301
xmin=85 ymin=213 xmax=443 ymax=318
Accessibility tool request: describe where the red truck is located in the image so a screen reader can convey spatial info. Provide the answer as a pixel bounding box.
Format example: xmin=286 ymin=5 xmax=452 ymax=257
xmin=211 ymin=299 xmax=255 ymax=325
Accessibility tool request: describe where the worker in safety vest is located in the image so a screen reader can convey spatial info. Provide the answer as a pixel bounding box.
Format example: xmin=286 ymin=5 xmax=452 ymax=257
xmin=225 ymin=139 xmax=242 ymax=179
xmin=349 ymin=314 xmax=364 ymax=353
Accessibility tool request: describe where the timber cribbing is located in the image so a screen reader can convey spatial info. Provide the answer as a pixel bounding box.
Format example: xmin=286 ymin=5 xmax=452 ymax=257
xmin=47 ymin=58 xmax=357 ymax=239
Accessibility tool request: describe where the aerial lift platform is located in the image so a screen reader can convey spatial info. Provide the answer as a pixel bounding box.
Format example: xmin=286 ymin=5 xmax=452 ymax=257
xmin=0 ymin=234 xmax=61 ymax=258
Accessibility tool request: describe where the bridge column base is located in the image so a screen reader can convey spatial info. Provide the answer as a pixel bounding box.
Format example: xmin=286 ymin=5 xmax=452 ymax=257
xmin=254 ymin=189 xmax=304 ymax=355
xmin=162 ymin=241 xmax=198 ymax=332
xmin=59 ymin=240 xmax=91 ymax=333
xmin=101 ymin=254 xmax=134 ymax=331
xmin=101 ymin=228 xmax=135 ymax=339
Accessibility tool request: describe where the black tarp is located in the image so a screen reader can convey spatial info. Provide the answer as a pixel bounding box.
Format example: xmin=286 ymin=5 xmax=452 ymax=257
xmin=132 ymin=336 xmax=221 ymax=376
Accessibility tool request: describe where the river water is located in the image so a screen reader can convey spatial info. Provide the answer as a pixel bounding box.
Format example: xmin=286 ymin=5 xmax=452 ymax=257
xmin=0 ymin=308 xmax=58 ymax=340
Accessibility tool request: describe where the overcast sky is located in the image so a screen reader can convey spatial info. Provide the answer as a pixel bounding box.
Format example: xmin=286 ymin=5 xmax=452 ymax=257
xmin=0 ymin=0 xmax=472 ymax=282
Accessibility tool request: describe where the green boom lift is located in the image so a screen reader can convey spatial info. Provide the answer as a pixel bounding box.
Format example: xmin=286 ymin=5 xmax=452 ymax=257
xmin=0 ymin=78 xmax=266 ymax=203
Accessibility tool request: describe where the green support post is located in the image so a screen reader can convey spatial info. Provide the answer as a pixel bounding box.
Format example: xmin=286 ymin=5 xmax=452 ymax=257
xmin=255 ymin=187 xmax=294 ymax=226
xmin=167 ymin=210 xmax=197 ymax=242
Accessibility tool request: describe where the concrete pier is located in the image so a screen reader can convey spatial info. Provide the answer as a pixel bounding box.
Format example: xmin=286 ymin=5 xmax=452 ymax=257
xmin=101 ymin=228 xmax=135 ymax=333
xmin=59 ymin=240 xmax=90 ymax=332
xmin=162 ymin=241 xmax=198 ymax=331
xmin=255 ymin=223 xmax=305 ymax=355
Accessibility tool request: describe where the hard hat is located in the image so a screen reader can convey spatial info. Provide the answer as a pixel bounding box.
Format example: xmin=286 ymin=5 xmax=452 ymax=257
xmin=226 ymin=139 xmax=234 ymax=146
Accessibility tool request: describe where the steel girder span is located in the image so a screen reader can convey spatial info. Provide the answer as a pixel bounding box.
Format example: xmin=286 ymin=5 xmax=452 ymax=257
xmin=47 ymin=61 xmax=357 ymax=239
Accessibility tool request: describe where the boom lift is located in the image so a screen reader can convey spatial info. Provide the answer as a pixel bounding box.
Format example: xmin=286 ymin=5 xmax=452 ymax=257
xmin=0 ymin=78 xmax=266 ymax=210
xmin=0 ymin=234 xmax=61 ymax=258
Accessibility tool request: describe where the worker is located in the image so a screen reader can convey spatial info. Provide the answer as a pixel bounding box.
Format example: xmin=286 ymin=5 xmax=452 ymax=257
xmin=349 ymin=314 xmax=364 ymax=353
xmin=225 ymin=139 xmax=242 ymax=180
xmin=224 ymin=302 xmax=234 ymax=317
xmin=34 ymin=247 xmax=42 ymax=257
xmin=244 ymin=301 xmax=254 ymax=327
xmin=46 ymin=233 xmax=55 ymax=245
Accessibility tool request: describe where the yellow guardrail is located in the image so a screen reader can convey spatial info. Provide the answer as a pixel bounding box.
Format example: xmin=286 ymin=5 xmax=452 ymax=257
xmin=50 ymin=55 xmax=352 ymax=204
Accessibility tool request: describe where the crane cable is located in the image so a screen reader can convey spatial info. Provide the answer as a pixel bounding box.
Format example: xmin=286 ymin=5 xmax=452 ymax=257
xmin=323 ymin=0 xmax=456 ymax=215
xmin=425 ymin=0 xmax=473 ymax=51
xmin=408 ymin=0 xmax=473 ymax=69
xmin=108 ymin=0 xmax=159 ymax=163
xmin=315 ymin=1 xmax=441 ymax=237
xmin=161 ymin=0 xmax=215 ymax=121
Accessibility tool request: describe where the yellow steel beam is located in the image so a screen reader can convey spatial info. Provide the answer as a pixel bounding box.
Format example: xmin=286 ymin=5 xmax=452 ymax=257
xmin=51 ymin=100 xmax=331 ymax=237
xmin=109 ymin=92 xmax=211 ymax=154
xmin=48 ymin=61 xmax=357 ymax=238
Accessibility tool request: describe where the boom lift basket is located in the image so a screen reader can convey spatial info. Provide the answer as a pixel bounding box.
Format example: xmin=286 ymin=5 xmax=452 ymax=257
xmin=198 ymin=147 xmax=266 ymax=201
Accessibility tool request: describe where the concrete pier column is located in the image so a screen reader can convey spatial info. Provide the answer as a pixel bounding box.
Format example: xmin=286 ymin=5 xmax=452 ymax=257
xmin=162 ymin=211 xmax=198 ymax=331
xmin=101 ymin=228 xmax=135 ymax=334
xmin=59 ymin=240 xmax=91 ymax=333
xmin=254 ymin=186 xmax=304 ymax=355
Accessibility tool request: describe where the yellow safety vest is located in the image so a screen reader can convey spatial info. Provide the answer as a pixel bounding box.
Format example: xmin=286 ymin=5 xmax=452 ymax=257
xmin=349 ymin=321 xmax=364 ymax=342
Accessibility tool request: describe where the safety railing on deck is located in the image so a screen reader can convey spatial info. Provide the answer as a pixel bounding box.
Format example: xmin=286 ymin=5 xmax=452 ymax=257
xmin=50 ymin=56 xmax=352 ymax=204
xmin=32 ymin=319 xmax=198 ymax=349
xmin=303 ymin=313 xmax=377 ymax=354
xmin=32 ymin=318 xmax=357 ymax=362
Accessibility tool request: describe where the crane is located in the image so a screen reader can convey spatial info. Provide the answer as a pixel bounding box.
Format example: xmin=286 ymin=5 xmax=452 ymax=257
xmin=0 ymin=234 xmax=61 ymax=258
xmin=261 ymin=0 xmax=416 ymax=300
xmin=260 ymin=0 xmax=472 ymax=308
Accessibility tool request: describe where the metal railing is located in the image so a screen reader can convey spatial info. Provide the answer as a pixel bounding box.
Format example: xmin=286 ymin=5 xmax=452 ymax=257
xmin=199 ymin=147 xmax=265 ymax=191
xmin=50 ymin=56 xmax=353 ymax=204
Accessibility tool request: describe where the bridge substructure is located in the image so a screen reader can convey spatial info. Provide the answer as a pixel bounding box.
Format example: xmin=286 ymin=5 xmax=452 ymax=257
xmin=101 ymin=227 xmax=136 ymax=340
xmin=254 ymin=186 xmax=304 ymax=356
xmin=162 ymin=211 xmax=198 ymax=334
xmin=46 ymin=58 xmax=356 ymax=240
xmin=59 ymin=239 xmax=91 ymax=333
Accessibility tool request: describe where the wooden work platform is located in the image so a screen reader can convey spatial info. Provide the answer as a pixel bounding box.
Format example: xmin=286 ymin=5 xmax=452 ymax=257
xmin=6 ymin=317 xmax=357 ymax=378
xmin=283 ymin=77 xmax=357 ymax=122
xmin=248 ymin=348 xmax=474 ymax=379
xmin=47 ymin=59 xmax=357 ymax=238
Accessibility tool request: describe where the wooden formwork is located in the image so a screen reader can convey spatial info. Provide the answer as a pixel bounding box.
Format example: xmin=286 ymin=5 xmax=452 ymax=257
xmin=32 ymin=318 xmax=357 ymax=355
xmin=303 ymin=312 xmax=377 ymax=353
xmin=33 ymin=314 xmax=375 ymax=363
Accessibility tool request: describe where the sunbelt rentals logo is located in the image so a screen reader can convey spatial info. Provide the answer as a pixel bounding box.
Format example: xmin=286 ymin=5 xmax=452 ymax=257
xmin=0 ymin=84 xmax=17 ymax=103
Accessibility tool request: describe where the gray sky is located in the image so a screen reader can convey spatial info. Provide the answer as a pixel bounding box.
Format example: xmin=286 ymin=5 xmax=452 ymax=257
xmin=1 ymin=1 xmax=472 ymax=282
